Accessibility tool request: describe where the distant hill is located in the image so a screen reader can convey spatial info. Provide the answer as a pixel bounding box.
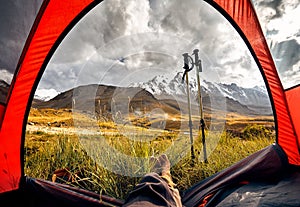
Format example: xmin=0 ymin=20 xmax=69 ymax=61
xmin=32 ymin=81 xmax=266 ymax=118
xmin=32 ymin=84 xmax=182 ymax=118
xmin=0 ymin=80 xmax=9 ymax=104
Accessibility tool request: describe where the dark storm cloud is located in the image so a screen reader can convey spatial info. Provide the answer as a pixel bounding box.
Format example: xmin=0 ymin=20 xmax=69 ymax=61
xmin=0 ymin=0 xmax=42 ymax=75
xmin=258 ymin=0 xmax=284 ymax=19
xmin=257 ymin=0 xmax=299 ymax=21
xmin=253 ymin=0 xmax=300 ymax=88
xmin=52 ymin=0 xmax=233 ymax=68
xmin=42 ymin=0 xmax=264 ymax=93
xmin=39 ymin=62 xmax=82 ymax=91
xmin=271 ymin=39 xmax=300 ymax=73
xmin=52 ymin=0 xmax=151 ymax=64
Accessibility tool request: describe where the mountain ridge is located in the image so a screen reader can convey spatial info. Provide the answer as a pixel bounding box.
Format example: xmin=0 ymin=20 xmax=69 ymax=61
xmin=0 ymin=74 xmax=273 ymax=116
xmin=130 ymin=73 xmax=272 ymax=115
xmin=32 ymin=84 xmax=270 ymax=117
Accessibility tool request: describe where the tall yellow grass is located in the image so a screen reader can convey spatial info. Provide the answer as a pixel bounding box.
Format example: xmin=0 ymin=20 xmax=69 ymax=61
xmin=25 ymin=123 xmax=274 ymax=199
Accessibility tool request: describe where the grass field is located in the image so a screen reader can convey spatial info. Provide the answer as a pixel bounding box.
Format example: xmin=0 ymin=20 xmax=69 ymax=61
xmin=25 ymin=108 xmax=275 ymax=199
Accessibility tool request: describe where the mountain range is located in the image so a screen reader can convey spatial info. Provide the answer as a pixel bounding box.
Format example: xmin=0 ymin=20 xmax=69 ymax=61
xmin=0 ymin=73 xmax=273 ymax=116
xmin=130 ymin=73 xmax=272 ymax=115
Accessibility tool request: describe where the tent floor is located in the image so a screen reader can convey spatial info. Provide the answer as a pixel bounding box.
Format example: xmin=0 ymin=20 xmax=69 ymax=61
xmin=207 ymin=170 xmax=300 ymax=207
xmin=1 ymin=170 xmax=300 ymax=207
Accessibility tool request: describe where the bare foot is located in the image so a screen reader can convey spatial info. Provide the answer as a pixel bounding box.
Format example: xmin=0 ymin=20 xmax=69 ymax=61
xmin=150 ymin=154 xmax=170 ymax=175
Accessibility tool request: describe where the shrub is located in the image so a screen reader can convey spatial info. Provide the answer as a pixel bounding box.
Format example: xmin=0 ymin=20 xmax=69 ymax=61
xmin=242 ymin=124 xmax=273 ymax=140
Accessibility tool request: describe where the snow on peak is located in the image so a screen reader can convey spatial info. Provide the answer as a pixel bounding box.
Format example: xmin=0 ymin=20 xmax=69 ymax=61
xmin=253 ymin=85 xmax=268 ymax=94
xmin=129 ymin=73 xmax=270 ymax=107
xmin=34 ymin=88 xmax=59 ymax=101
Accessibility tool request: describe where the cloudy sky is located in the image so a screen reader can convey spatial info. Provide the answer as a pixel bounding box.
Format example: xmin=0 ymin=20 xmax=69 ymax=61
xmin=0 ymin=1 xmax=42 ymax=83
xmin=0 ymin=0 xmax=299 ymax=98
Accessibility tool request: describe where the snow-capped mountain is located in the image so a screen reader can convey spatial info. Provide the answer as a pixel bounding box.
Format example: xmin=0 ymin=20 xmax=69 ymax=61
xmin=130 ymin=72 xmax=271 ymax=110
xmin=34 ymin=88 xmax=59 ymax=101
xmin=130 ymin=73 xmax=187 ymax=96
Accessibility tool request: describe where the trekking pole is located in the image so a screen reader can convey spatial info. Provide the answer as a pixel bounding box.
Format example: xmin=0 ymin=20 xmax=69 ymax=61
xmin=193 ymin=49 xmax=208 ymax=163
xmin=182 ymin=53 xmax=195 ymax=162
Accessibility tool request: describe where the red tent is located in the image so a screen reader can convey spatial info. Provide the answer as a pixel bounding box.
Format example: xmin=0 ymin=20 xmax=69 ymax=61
xmin=0 ymin=0 xmax=299 ymax=206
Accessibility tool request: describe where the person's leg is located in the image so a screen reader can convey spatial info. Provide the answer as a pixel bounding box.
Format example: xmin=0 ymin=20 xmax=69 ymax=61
xmin=123 ymin=154 xmax=182 ymax=207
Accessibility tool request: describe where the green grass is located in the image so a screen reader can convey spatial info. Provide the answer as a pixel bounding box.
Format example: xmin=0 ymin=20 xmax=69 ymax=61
xmin=24 ymin=124 xmax=274 ymax=200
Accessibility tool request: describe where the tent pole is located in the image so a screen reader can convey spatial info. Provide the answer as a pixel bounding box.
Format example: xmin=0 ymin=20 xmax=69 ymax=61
xmin=185 ymin=72 xmax=196 ymax=162
xmin=196 ymin=60 xmax=208 ymax=163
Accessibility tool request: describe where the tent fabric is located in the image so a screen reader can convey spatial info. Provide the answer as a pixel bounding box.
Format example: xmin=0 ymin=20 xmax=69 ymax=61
xmin=0 ymin=0 xmax=96 ymax=193
xmin=285 ymin=85 xmax=300 ymax=151
xmin=0 ymin=144 xmax=292 ymax=207
xmin=0 ymin=0 xmax=299 ymax=204
xmin=0 ymin=104 xmax=4 ymax=128
xmin=0 ymin=177 xmax=124 ymax=207
xmin=206 ymin=0 xmax=299 ymax=165
xmin=204 ymin=164 xmax=300 ymax=207
xmin=181 ymin=144 xmax=288 ymax=207
xmin=212 ymin=171 xmax=300 ymax=207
